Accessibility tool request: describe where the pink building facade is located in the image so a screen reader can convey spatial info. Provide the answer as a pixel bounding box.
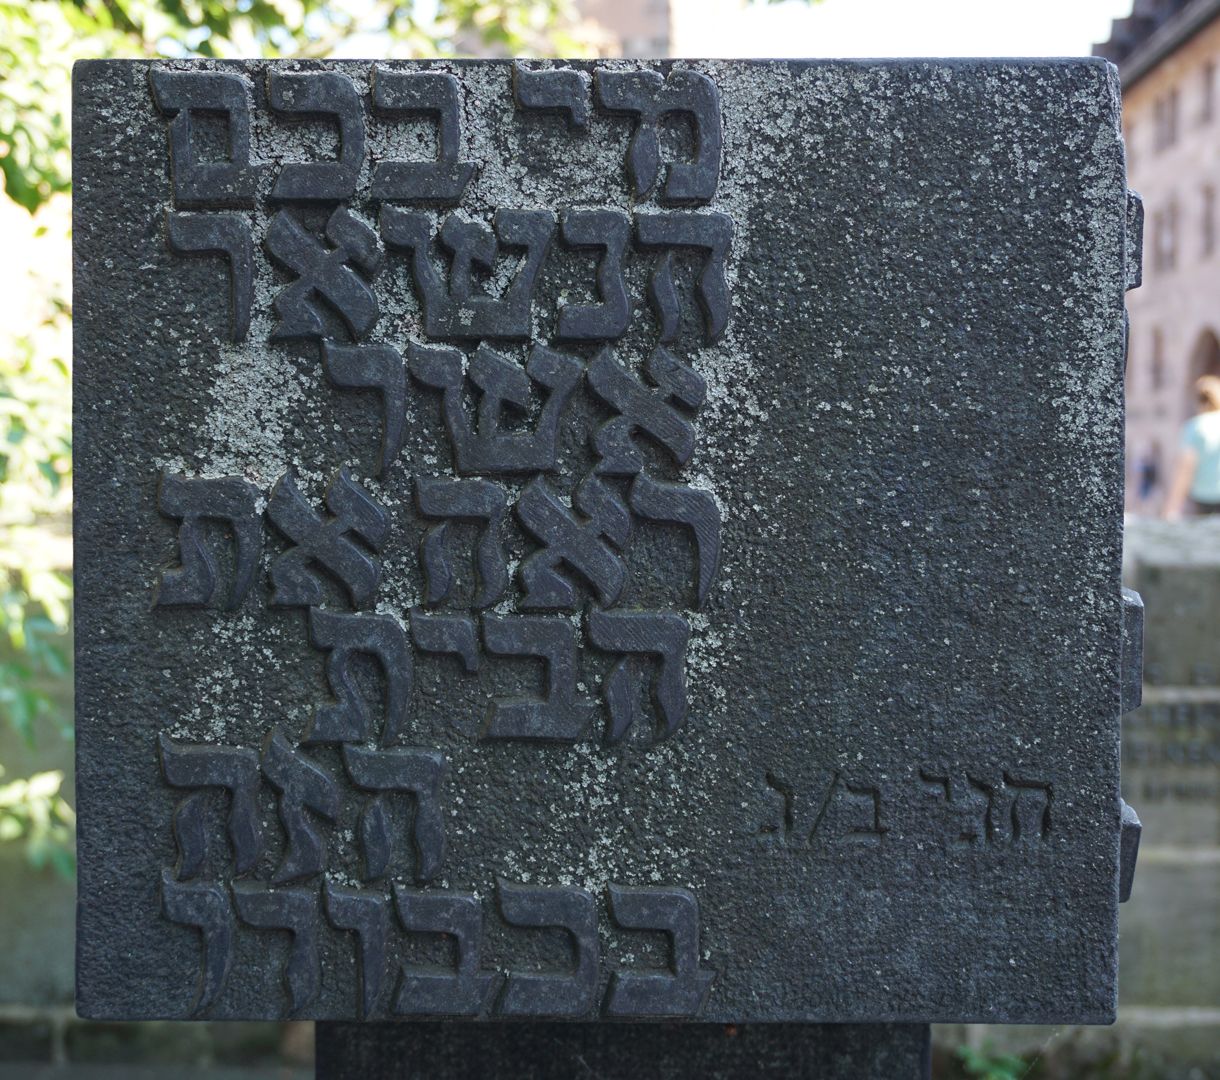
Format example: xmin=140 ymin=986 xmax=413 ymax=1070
xmin=1096 ymin=0 xmax=1220 ymax=513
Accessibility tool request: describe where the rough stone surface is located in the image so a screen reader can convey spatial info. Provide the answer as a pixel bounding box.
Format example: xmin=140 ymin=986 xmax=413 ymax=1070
xmin=74 ymin=58 xmax=1131 ymax=1023
xmin=315 ymin=1021 xmax=930 ymax=1079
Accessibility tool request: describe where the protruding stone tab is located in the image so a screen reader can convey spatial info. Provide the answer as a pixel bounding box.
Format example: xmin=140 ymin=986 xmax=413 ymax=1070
xmin=1125 ymin=189 xmax=1144 ymax=291
xmin=1119 ymin=799 xmax=1141 ymax=903
xmin=1121 ymin=587 xmax=1144 ymax=715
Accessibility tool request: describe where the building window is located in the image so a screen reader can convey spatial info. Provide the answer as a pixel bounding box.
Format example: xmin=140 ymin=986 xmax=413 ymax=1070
xmin=1146 ymin=205 xmax=1176 ymax=273
xmin=1169 ymin=198 xmax=1179 ymax=268
xmin=1204 ymin=61 xmax=1216 ymax=124
xmin=1156 ymin=88 xmax=1181 ymax=150
xmin=1151 ymin=327 xmax=1165 ymax=391
xmin=1152 ymin=202 xmax=1179 ymax=273
xmin=1205 ymin=187 xmax=1216 ymax=256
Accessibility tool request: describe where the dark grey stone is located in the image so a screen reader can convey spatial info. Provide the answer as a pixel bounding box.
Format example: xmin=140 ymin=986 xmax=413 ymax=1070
xmin=1118 ymin=799 xmax=1141 ymax=903
xmin=1121 ymin=587 xmax=1144 ymax=714
xmin=314 ymin=1021 xmax=931 ymax=1079
xmin=74 ymin=58 xmax=1133 ymax=1024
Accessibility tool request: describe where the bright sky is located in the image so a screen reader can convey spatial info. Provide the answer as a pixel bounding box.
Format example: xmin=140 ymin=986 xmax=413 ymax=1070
xmin=674 ymin=0 xmax=1138 ymax=59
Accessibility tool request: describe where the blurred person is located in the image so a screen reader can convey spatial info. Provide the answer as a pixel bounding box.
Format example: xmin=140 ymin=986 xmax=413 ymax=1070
xmin=1164 ymin=375 xmax=1220 ymax=518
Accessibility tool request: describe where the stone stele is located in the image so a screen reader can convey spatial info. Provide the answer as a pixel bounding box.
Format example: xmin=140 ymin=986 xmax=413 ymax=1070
xmin=73 ymin=58 xmax=1135 ymax=1024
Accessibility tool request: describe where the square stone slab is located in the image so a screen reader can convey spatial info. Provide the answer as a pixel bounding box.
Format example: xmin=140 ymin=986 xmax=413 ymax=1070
xmin=74 ymin=57 xmax=1132 ymax=1023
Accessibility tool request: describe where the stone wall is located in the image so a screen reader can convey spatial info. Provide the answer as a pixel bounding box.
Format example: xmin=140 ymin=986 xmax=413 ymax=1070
xmin=1119 ymin=518 xmax=1220 ymax=1029
xmin=935 ymin=518 xmax=1220 ymax=1076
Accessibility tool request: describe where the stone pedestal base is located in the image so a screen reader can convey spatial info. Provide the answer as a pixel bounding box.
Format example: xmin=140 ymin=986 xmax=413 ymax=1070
xmin=315 ymin=1021 xmax=931 ymax=1079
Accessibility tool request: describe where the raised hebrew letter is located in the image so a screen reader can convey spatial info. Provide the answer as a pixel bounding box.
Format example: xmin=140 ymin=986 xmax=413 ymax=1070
xmin=629 ymin=473 xmax=720 ymax=607
xmin=409 ymin=342 xmax=582 ymax=475
xmin=343 ymin=745 xmax=446 ymax=882
xmin=231 ymin=883 xmax=321 ymax=1015
xmin=587 ymin=346 xmax=706 ymax=473
xmin=587 ymin=609 xmax=689 ymax=743
xmin=166 ymin=213 xmax=253 ymax=342
xmin=158 ymin=733 xmax=261 ymax=877
xmin=260 ymin=730 xmax=340 ymax=884
xmin=266 ymin=469 xmax=388 ymax=609
xmin=481 ymin=615 xmax=595 ymax=741
xmin=161 ymin=870 xmax=234 ymax=1016
xmin=497 ymin=880 xmax=599 ymax=1017
xmin=594 ymin=68 xmax=722 ymax=204
xmin=266 ymin=208 xmax=383 ymax=341
xmin=635 ymin=211 xmax=732 ymax=344
xmin=306 ymin=609 xmax=412 ymax=746
xmin=155 ymin=471 xmax=262 ymax=610
xmin=417 ymin=476 xmax=509 ymax=608
xmin=605 ymin=885 xmax=714 ymax=1017
xmin=513 ymin=63 xmax=589 ymax=129
xmin=516 ymin=475 xmax=630 ymax=610
xmin=410 ymin=610 xmax=481 ymax=673
xmin=394 ymin=888 xmax=499 ymax=1016
xmin=371 ymin=68 xmax=475 ymax=203
xmin=324 ymin=882 xmax=391 ymax=1019
xmin=148 ymin=69 xmax=256 ymax=207
xmin=267 ymin=71 xmax=364 ymax=201
xmin=321 ymin=342 xmax=407 ymax=478
xmin=380 ymin=208 xmax=555 ymax=338
xmin=557 ymin=209 xmax=631 ymax=340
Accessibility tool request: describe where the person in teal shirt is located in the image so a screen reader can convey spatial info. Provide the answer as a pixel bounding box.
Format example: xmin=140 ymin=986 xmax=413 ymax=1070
xmin=1165 ymin=375 xmax=1220 ymax=518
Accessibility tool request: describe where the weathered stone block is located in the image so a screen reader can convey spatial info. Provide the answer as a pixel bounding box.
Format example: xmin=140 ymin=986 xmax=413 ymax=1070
xmin=1123 ymin=519 xmax=1220 ymax=687
xmin=1122 ymin=688 xmax=1220 ymax=848
xmin=316 ymin=1021 xmax=930 ymax=1080
xmin=0 ymin=1019 xmax=53 ymax=1064
xmin=62 ymin=1019 xmax=213 ymax=1065
xmin=74 ymin=58 xmax=1130 ymax=1024
xmin=1118 ymin=860 xmax=1220 ymax=1007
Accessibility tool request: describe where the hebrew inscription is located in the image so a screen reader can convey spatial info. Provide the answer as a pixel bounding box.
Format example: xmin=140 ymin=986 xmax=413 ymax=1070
xmin=78 ymin=57 xmax=1127 ymax=1025
xmin=141 ymin=61 xmax=730 ymax=1018
xmin=267 ymin=71 xmax=365 ymax=202
xmin=166 ymin=213 xmax=254 ymax=343
xmin=155 ymin=472 xmax=262 ymax=610
xmin=371 ymin=68 xmax=475 ymax=203
xmin=149 ymin=69 xmax=256 ymax=208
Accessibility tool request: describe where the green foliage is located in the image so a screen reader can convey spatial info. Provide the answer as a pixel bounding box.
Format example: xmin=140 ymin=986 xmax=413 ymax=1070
xmin=0 ymin=235 xmax=73 ymax=873
xmin=0 ymin=0 xmax=591 ymax=875
xmin=0 ymin=0 xmax=812 ymax=876
xmin=958 ymin=1043 xmax=1032 ymax=1080
xmin=0 ymin=5 xmax=72 ymax=212
xmin=0 ymin=0 xmax=588 ymax=217
xmin=0 ymin=767 xmax=76 ymax=877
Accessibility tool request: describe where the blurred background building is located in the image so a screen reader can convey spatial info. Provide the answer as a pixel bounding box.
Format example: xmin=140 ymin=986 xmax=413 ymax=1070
xmin=1095 ymin=0 xmax=1220 ymax=514
xmin=575 ymin=0 xmax=671 ymax=56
